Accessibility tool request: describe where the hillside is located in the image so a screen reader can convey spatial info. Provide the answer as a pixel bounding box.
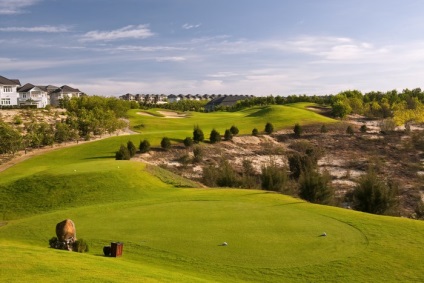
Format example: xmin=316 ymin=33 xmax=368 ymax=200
xmin=0 ymin=104 xmax=424 ymax=282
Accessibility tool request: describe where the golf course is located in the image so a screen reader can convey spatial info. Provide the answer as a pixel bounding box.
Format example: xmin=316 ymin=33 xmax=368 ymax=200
xmin=1 ymin=104 xmax=423 ymax=282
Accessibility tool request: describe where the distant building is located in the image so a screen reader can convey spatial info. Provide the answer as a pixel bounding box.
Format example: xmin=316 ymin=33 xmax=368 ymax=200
xmin=17 ymin=83 xmax=50 ymax=108
xmin=204 ymin=95 xmax=250 ymax=112
xmin=49 ymin=85 xmax=83 ymax=107
xmin=0 ymin=75 xmax=21 ymax=107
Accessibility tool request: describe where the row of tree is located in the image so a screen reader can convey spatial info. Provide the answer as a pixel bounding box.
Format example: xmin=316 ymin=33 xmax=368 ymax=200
xmin=0 ymin=96 xmax=131 ymax=156
xmin=330 ymin=89 xmax=424 ymax=125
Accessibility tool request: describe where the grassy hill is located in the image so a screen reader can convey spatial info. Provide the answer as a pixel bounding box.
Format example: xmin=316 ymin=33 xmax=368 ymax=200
xmin=1 ymin=104 xmax=423 ymax=282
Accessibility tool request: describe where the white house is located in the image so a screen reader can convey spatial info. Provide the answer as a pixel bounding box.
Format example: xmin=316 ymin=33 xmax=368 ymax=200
xmin=49 ymin=85 xmax=83 ymax=107
xmin=0 ymin=75 xmax=21 ymax=107
xmin=17 ymin=83 xmax=50 ymax=108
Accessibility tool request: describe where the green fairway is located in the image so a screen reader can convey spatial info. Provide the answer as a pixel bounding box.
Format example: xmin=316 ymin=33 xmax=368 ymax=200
xmin=1 ymin=104 xmax=423 ymax=282
xmin=128 ymin=104 xmax=335 ymax=144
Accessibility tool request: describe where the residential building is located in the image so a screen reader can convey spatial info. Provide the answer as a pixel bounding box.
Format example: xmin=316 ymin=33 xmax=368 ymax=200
xmin=49 ymin=85 xmax=83 ymax=107
xmin=204 ymin=95 xmax=251 ymax=112
xmin=0 ymin=75 xmax=21 ymax=107
xmin=17 ymin=83 xmax=50 ymax=108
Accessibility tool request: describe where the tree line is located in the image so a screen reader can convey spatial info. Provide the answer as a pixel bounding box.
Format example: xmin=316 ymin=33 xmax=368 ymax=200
xmin=0 ymin=96 xmax=131 ymax=156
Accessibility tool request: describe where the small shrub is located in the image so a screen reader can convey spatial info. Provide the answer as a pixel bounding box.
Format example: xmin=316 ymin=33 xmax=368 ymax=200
xmin=216 ymin=159 xmax=241 ymax=187
xmin=360 ymin=124 xmax=368 ymax=133
xmin=293 ymin=123 xmax=302 ymax=137
xmin=230 ymin=125 xmax=239 ymax=135
xmin=49 ymin=236 xmax=58 ymax=248
xmin=202 ymin=165 xmax=219 ymax=186
xmin=13 ymin=115 xmax=23 ymax=125
xmin=209 ymin=129 xmax=221 ymax=144
xmin=379 ymin=118 xmax=396 ymax=134
xmin=298 ymin=169 xmax=333 ymax=204
xmin=352 ymin=170 xmax=398 ymax=215
xmin=183 ymin=137 xmax=193 ymax=147
xmin=193 ymin=125 xmax=204 ymax=143
xmin=241 ymin=159 xmax=260 ymax=189
xmin=224 ymin=129 xmax=233 ymax=141
xmin=320 ymin=124 xmax=328 ymax=133
xmin=72 ymin=238 xmax=89 ymax=253
xmin=260 ymin=160 xmax=287 ymax=192
xmin=161 ymin=137 xmax=171 ymax=150
xmin=252 ymin=128 xmax=259 ymax=136
xmin=127 ymin=140 xmax=137 ymax=157
xmin=116 ymin=145 xmax=131 ymax=160
xmin=346 ymin=125 xmax=354 ymax=135
xmin=193 ymin=146 xmax=203 ymax=163
xmin=139 ymin=139 xmax=150 ymax=153
xmin=264 ymin=122 xmax=274 ymax=135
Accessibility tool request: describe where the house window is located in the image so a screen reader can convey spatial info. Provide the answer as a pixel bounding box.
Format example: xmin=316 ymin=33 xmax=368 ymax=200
xmin=3 ymin=86 xmax=13 ymax=92
xmin=1 ymin=98 xmax=11 ymax=105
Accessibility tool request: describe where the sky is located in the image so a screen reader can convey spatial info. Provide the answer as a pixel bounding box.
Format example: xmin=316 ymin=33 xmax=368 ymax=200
xmin=1 ymin=0 xmax=424 ymax=97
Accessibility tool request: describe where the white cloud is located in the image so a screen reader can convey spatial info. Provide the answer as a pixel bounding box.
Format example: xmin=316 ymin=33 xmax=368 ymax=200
xmin=155 ymin=56 xmax=186 ymax=62
xmin=0 ymin=0 xmax=39 ymax=14
xmin=0 ymin=25 xmax=70 ymax=32
xmin=182 ymin=23 xmax=201 ymax=30
xmin=80 ymin=25 xmax=154 ymax=42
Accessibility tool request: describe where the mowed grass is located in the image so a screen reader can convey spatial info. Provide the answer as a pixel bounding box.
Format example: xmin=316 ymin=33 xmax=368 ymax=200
xmin=128 ymin=104 xmax=335 ymax=144
xmin=1 ymin=105 xmax=424 ymax=282
xmin=1 ymin=169 xmax=424 ymax=282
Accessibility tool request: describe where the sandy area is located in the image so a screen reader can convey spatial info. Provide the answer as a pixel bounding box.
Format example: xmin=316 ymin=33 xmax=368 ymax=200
xmin=137 ymin=112 xmax=155 ymax=117
xmin=137 ymin=111 xmax=187 ymax=118
xmin=157 ymin=111 xmax=187 ymax=118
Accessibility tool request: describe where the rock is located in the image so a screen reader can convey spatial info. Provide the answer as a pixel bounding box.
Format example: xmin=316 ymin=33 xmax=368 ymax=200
xmin=56 ymin=219 xmax=77 ymax=242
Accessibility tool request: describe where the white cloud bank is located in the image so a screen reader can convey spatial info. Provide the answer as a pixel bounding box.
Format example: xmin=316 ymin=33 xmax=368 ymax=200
xmin=80 ymin=25 xmax=154 ymax=42
xmin=0 ymin=0 xmax=39 ymax=14
xmin=0 ymin=25 xmax=70 ymax=32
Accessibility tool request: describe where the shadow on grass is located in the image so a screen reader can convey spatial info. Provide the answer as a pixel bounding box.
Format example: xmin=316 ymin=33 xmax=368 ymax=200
xmin=84 ymin=155 xmax=115 ymax=160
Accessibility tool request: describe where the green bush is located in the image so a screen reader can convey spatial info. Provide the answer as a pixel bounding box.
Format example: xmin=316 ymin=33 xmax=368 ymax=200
xmin=320 ymin=124 xmax=328 ymax=133
xmin=193 ymin=146 xmax=203 ymax=163
xmin=193 ymin=125 xmax=204 ymax=143
xmin=379 ymin=118 xmax=396 ymax=134
xmin=139 ymin=139 xmax=150 ymax=153
xmin=127 ymin=140 xmax=137 ymax=157
xmin=202 ymin=165 xmax=219 ymax=187
xmin=216 ymin=159 xmax=241 ymax=187
xmin=352 ymin=170 xmax=398 ymax=215
xmin=230 ymin=125 xmax=239 ymax=135
xmin=298 ymin=169 xmax=333 ymax=204
xmin=161 ymin=137 xmax=171 ymax=150
xmin=293 ymin=123 xmax=302 ymax=137
xmin=252 ymin=128 xmax=259 ymax=136
xmin=260 ymin=161 xmax=287 ymax=192
xmin=224 ymin=129 xmax=233 ymax=141
xmin=264 ymin=122 xmax=274 ymax=135
xmin=209 ymin=129 xmax=221 ymax=144
xmin=183 ymin=137 xmax=194 ymax=147
xmin=116 ymin=145 xmax=131 ymax=160
xmin=72 ymin=238 xmax=89 ymax=253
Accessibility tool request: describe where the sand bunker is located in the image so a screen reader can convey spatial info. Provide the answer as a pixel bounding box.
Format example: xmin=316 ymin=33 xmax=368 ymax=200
xmin=157 ymin=111 xmax=187 ymax=118
xmin=137 ymin=112 xmax=155 ymax=117
xmin=136 ymin=111 xmax=187 ymax=118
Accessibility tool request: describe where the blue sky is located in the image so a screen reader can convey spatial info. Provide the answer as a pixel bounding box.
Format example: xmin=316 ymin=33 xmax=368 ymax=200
xmin=1 ymin=0 xmax=424 ymax=96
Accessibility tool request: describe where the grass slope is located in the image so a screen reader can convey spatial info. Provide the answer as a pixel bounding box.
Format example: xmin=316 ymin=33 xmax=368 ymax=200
xmin=128 ymin=104 xmax=335 ymax=144
xmin=1 ymin=105 xmax=423 ymax=282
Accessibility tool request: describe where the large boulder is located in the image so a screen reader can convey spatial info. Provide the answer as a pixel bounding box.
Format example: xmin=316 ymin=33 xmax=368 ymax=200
xmin=56 ymin=219 xmax=76 ymax=242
